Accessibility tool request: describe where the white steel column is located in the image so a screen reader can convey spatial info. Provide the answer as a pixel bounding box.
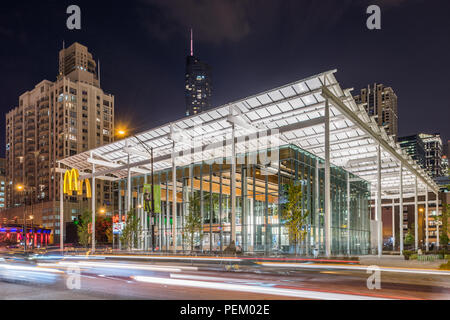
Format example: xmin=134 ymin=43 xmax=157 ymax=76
xmin=118 ymin=182 xmax=122 ymax=250
xmin=315 ymin=158 xmax=319 ymax=253
xmin=59 ymin=163 xmax=64 ymax=252
xmin=425 ymin=186 xmax=429 ymax=252
xmin=172 ymin=141 xmax=177 ymax=252
xmin=144 ymin=175 xmax=149 ymax=252
xmin=392 ymin=199 xmax=395 ymax=250
xmin=436 ymin=192 xmax=439 ymax=248
xmin=346 ymin=172 xmax=350 ymax=256
xmin=414 ymin=176 xmax=418 ymax=251
xmin=231 ymin=123 xmax=237 ymax=245
xmin=127 ymin=155 xmax=131 ymax=213
xmin=324 ymin=98 xmax=331 ymax=257
xmin=136 ymin=192 xmax=142 ymax=250
xmin=91 ymin=161 xmax=96 ymax=253
xmin=377 ymin=145 xmax=382 ymax=257
xmin=399 ymin=163 xmax=404 ymax=255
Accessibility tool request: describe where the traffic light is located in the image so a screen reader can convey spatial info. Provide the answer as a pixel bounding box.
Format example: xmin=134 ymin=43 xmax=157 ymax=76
xmin=73 ymin=215 xmax=81 ymax=225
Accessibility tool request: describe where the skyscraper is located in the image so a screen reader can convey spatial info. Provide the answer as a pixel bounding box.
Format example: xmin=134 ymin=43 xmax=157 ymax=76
xmin=0 ymin=158 xmax=5 ymax=211
xmin=447 ymin=140 xmax=450 ymax=163
xmin=185 ymin=29 xmax=212 ymax=116
xmin=5 ymin=42 xmax=114 ymax=237
xmin=419 ymin=133 xmax=444 ymax=178
xmin=354 ymin=83 xmax=398 ymax=141
xmin=398 ymin=134 xmax=426 ymax=169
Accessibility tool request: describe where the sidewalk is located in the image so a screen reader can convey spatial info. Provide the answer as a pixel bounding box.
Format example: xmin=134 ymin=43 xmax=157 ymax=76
xmin=359 ymin=255 xmax=447 ymax=269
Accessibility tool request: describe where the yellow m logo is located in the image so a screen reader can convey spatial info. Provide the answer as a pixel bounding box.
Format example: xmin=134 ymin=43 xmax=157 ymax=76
xmin=77 ymin=179 xmax=92 ymax=198
xmin=63 ymin=168 xmax=91 ymax=198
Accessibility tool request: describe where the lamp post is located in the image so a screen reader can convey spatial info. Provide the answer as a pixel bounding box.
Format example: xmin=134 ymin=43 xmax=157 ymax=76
xmin=16 ymin=184 xmax=27 ymax=252
xmin=117 ymin=129 xmax=155 ymax=252
xmin=98 ymin=208 xmax=106 ymax=249
xmin=30 ymin=215 xmax=34 ymax=250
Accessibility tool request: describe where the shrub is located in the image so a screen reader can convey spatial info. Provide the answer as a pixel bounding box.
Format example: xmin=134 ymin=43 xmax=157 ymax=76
xmin=438 ymin=249 xmax=448 ymax=259
xmin=439 ymin=261 xmax=450 ymax=270
xmin=403 ymin=250 xmax=415 ymax=260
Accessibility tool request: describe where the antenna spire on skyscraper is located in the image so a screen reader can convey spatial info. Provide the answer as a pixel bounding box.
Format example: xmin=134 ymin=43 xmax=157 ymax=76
xmin=190 ymin=28 xmax=194 ymax=56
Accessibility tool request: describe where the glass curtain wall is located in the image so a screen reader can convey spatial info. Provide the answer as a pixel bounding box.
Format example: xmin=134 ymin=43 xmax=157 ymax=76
xmin=118 ymin=144 xmax=371 ymax=255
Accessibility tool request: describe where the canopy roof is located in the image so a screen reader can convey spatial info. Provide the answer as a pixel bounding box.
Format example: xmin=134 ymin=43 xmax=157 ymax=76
xmin=59 ymin=70 xmax=438 ymax=198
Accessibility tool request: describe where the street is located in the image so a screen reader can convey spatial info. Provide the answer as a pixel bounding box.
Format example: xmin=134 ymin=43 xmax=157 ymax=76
xmin=1 ymin=254 xmax=449 ymax=300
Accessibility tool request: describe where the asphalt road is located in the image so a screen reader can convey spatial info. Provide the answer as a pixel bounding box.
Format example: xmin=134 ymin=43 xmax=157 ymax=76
xmin=0 ymin=254 xmax=449 ymax=300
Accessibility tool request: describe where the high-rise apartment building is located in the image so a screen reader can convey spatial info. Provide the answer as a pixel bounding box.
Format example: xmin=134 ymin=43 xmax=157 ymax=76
xmin=398 ymin=134 xmax=426 ymax=169
xmin=447 ymin=140 xmax=450 ymax=160
xmin=5 ymin=42 xmax=115 ymax=237
xmin=354 ymin=83 xmax=398 ymax=141
xmin=0 ymin=158 xmax=5 ymax=211
xmin=419 ymin=133 xmax=444 ymax=178
xmin=185 ymin=30 xmax=212 ymax=116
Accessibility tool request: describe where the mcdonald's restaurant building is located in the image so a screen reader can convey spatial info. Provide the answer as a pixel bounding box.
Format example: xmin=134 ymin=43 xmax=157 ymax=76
xmin=115 ymin=144 xmax=371 ymax=255
xmin=58 ymin=70 xmax=438 ymax=256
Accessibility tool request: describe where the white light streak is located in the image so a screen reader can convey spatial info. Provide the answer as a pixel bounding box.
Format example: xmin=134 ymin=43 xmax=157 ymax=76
xmin=133 ymin=275 xmax=390 ymax=300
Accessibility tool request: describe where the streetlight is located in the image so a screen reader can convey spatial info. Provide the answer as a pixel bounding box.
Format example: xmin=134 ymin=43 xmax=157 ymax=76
xmin=29 ymin=215 xmax=34 ymax=250
xmin=118 ymin=129 xmax=155 ymax=251
xmin=16 ymin=184 xmax=26 ymax=252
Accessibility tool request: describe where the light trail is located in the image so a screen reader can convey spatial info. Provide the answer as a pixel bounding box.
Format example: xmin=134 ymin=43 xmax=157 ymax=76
xmin=87 ymin=255 xmax=242 ymax=262
xmin=37 ymin=261 xmax=198 ymax=273
xmin=132 ymin=275 xmax=392 ymax=300
xmin=259 ymin=262 xmax=450 ymax=276
xmin=0 ymin=263 xmax=63 ymax=274
xmin=170 ymin=273 xmax=257 ymax=283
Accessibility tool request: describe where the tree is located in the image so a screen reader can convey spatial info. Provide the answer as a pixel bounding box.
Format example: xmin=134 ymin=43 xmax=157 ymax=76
xmin=77 ymin=209 xmax=92 ymax=248
xmin=96 ymin=215 xmax=112 ymax=244
xmin=185 ymin=193 xmax=202 ymax=252
xmin=120 ymin=210 xmax=141 ymax=250
xmin=404 ymin=229 xmax=415 ymax=248
xmin=282 ymin=181 xmax=309 ymax=255
xmin=440 ymin=170 xmax=450 ymax=249
xmin=439 ymin=203 xmax=449 ymax=249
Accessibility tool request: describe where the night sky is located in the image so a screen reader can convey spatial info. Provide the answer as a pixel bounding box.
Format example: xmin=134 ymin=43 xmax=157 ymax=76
xmin=1 ymin=0 xmax=449 ymax=157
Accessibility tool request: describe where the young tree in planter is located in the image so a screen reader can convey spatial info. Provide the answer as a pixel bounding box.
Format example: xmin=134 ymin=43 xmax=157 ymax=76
xmin=438 ymin=204 xmax=449 ymax=250
xmin=437 ymin=171 xmax=450 ymax=250
xmin=120 ymin=210 xmax=141 ymax=250
xmin=404 ymin=229 xmax=415 ymax=248
xmin=96 ymin=215 xmax=113 ymax=244
xmin=282 ymin=181 xmax=309 ymax=255
xmin=77 ymin=209 xmax=92 ymax=248
xmin=185 ymin=193 xmax=202 ymax=252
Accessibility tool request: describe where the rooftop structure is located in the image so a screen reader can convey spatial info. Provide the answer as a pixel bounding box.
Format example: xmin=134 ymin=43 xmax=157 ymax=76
xmin=59 ymin=70 xmax=439 ymax=256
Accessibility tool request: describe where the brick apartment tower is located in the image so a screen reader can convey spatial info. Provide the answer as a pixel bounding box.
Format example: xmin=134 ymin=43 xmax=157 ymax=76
xmin=5 ymin=42 xmax=114 ymax=233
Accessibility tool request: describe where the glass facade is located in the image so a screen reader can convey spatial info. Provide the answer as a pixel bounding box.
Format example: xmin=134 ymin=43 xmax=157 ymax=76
xmin=118 ymin=144 xmax=371 ymax=256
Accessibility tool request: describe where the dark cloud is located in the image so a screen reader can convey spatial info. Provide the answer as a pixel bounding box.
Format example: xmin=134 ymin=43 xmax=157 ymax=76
xmin=139 ymin=0 xmax=252 ymax=44
xmin=138 ymin=0 xmax=418 ymax=45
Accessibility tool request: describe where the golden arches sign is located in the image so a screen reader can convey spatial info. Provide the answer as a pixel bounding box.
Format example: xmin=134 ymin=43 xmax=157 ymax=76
xmin=63 ymin=168 xmax=92 ymax=198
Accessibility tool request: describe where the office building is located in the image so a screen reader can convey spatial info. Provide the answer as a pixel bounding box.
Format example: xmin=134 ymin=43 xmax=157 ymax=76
xmin=4 ymin=42 xmax=115 ymax=239
xmin=398 ymin=135 xmax=426 ymax=169
xmin=354 ymin=83 xmax=398 ymax=141
xmin=419 ymin=133 xmax=444 ymax=178
xmin=448 ymin=140 xmax=450 ymax=160
xmin=185 ymin=30 xmax=212 ymax=116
